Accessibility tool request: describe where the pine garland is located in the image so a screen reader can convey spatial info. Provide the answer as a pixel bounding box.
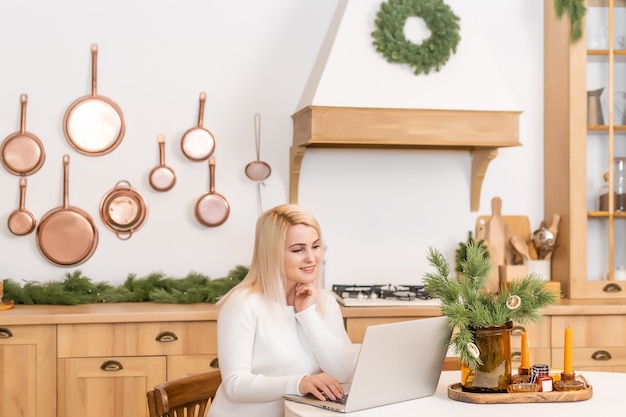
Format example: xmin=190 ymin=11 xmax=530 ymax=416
xmin=554 ymin=0 xmax=586 ymax=42
xmin=371 ymin=0 xmax=461 ymax=75
xmin=1 ymin=266 xmax=248 ymax=305
xmin=423 ymin=242 xmax=558 ymax=370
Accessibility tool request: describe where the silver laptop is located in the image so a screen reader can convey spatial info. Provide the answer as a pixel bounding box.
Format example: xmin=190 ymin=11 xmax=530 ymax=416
xmin=284 ymin=316 xmax=452 ymax=413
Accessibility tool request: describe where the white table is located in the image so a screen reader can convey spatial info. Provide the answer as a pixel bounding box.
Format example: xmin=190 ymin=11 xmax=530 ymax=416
xmin=285 ymin=371 xmax=626 ymax=417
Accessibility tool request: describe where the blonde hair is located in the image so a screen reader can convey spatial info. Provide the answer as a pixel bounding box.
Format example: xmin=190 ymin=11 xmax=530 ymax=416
xmin=218 ymin=204 xmax=322 ymax=306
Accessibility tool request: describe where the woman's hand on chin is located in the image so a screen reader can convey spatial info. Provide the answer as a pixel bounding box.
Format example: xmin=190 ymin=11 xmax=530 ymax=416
xmin=293 ymin=283 xmax=318 ymax=312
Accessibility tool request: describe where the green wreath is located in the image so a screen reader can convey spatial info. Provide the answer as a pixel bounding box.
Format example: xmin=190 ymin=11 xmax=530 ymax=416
xmin=371 ymin=0 xmax=461 ymax=76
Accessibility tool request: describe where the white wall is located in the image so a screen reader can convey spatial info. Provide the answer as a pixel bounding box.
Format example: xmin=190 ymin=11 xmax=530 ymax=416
xmin=0 ymin=0 xmax=544 ymax=288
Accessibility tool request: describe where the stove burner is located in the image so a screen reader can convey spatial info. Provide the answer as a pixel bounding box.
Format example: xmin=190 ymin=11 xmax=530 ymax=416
xmin=332 ymin=284 xmax=431 ymax=301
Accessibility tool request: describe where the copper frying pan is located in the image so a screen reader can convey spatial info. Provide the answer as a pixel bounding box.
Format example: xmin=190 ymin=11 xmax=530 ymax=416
xmin=149 ymin=134 xmax=176 ymax=191
xmin=63 ymin=44 xmax=125 ymax=156
xmin=180 ymin=92 xmax=216 ymax=161
xmin=0 ymin=94 xmax=45 ymax=176
xmin=7 ymin=177 xmax=37 ymax=236
xmin=36 ymin=155 xmax=99 ymax=266
xmin=195 ymin=157 xmax=229 ymax=227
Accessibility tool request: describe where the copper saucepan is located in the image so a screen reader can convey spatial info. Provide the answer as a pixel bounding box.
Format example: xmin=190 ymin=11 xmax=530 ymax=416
xmin=180 ymin=92 xmax=216 ymax=162
xmin=149 ymin=134 xmax=176 ymax=192
xmin=195 ymin=157 xmax=229 ymax=227
xmin=0 ymin=94 xmax=45 ymax=176
xmin=99 ymin=180 xmax=148 ymax=240
xmin=7 ymin=177 xmax=37 ymax=236
xmin=63 ymin=44 xmax=125 ymax=156
xmin=36 ymin=154 xmax=99 ymax=266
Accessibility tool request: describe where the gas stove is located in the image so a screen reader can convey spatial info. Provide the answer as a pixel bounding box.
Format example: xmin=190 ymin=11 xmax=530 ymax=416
xmin=331 ymin=284 xmax=440 ymax=307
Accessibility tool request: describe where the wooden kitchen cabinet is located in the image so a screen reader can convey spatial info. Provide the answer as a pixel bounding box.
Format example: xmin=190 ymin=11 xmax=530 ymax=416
xmin=0 ymin=324 xmax=56 ymax=417
xmin=551 ymin=315 xmax=626 ymax=372
xmin=58 ymin=356 xmax=166 ymax=417
xmin=56 ymin=321 xmax=218 ymax=417
xmin=544 ymin=0 xmax=626 ymax=299
xmin=510 ymin=319 xmax=552 ymax=368
xmin=0 ymin=303 xmax=220 ymax=417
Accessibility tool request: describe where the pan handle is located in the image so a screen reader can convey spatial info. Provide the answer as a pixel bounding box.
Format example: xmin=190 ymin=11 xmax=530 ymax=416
xmin=63 ymin=154 xmax=70 ymax=209
xmin=91 ymin=44 xmax=98 ymax=97
xmin=115 ymin=231 xmax=132 ymax=240
xmin=197 ymin=92 xmax=206 ymax=128
xmin=19 ymin=94 xmax=28 ymax=134
xmin=209 ymin=156 xmax=216 ymax=193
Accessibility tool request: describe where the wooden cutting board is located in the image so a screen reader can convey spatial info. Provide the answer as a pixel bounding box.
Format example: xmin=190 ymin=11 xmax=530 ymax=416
xmin=476 ymin=201 xmax=536 ymax=262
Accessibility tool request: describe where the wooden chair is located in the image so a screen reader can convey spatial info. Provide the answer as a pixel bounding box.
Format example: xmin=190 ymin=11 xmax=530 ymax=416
xmin=147 ymin=369 xmax=222 ymax=417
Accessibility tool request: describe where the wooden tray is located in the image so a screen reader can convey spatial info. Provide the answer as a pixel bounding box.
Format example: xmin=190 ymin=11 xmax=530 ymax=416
xmin=0 ymin=300 xmax=15 ymax=311
xmin=447 ymin=383 xmax=593 ymax=403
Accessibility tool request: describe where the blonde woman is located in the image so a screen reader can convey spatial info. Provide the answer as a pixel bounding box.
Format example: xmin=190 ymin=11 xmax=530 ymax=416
xmin=207 ymin=204 xmax=357 ymax=417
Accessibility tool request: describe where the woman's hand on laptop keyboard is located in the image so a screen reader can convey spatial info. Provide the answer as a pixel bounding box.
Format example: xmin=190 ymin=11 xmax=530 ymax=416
xmin=299 ymin=372 xmax=344 ymax=401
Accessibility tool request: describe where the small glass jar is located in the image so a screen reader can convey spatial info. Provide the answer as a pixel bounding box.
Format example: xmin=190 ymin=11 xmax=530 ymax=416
xmin=615 ymin=157 xmax=626 ymax=211
xmin=511 ymin=366 xmax=531 ymax=383
xmin=530 ymin=364 xmax=553 ymax=392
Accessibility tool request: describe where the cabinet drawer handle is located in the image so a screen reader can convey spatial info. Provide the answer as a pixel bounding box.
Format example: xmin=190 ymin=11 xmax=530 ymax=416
xmin=511 ymin=352 xmax=521 ymax=361
xmin=511 ymin=325 xmax=526 ymax=335
xmin=591 ymin=350 xmax=612 ymax=361
xmin=603 ymin=283 xmax=622 ymax=293
xmin=0 ymin=328 xmax=14 ymax=338
xmin=100 ymin=360 xmax=124 ymax=372
xmin=156 ymin=331 xmax=179 ymax=342
xmin=210 ymin=357 xmax=220 ymax=368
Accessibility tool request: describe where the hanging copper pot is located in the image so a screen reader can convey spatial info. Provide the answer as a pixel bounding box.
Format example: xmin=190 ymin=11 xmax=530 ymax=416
xmin=149 ymin=134 xmax=176 ymax=192
xmin=63 ymin=44 xmax=125 ymax=156
xmin=195 ymin=157 xmax=229 ymax=227
xmin=7 ymin=177 xmax=37 ymax=236
xmin=0 ymin=94 xmax=45 ymax=176
xmin=99 ymin=180 xmax=148 ymax=240
xmin=180 ymin=92 xmax=216 ymax=162
xmin=36 ymin=155 xmax=99 ymax=267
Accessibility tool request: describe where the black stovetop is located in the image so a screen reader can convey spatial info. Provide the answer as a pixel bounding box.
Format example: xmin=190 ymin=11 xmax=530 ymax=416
xmin=332 ymin=284 xmax=431 ymax=301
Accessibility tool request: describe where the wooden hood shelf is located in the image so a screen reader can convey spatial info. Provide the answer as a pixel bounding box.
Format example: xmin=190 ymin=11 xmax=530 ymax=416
xmin=290 ymin=105 xmax=521 ymax=211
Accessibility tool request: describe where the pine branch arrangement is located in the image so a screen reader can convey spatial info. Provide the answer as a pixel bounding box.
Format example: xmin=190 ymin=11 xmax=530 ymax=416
xmin=423 ymin=242 xmax=558 ymax=370
xmin=1 ymin=266 xmax=248 ymax=305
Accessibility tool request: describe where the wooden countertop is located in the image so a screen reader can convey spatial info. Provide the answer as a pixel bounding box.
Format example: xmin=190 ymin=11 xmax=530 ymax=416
xmin=0 ymin=302 xmax=220 ymax=325
xmin=339 ymin=298 xmax=626 ymax=317
xmin=2 ymin=298 xmax=626 ymax=327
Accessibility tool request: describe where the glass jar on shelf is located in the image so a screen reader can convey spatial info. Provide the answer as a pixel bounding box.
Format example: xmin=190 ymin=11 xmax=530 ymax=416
xmin=615 ymin=157 xmax=626 ymax=212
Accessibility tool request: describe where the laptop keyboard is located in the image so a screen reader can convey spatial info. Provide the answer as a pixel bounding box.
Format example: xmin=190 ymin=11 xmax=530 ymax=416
xmin=322 ymin=393 xmax=348 ymax=405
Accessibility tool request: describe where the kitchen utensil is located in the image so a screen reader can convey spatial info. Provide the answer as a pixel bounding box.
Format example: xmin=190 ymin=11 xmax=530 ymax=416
xmin=587 ymin=88 xmax=605 ymax=126
xmin=483 ymin=197 xmax=511 ymax=266
xmin=544 ymin=214 xmax=560 ymax=260
xmin=180 ymin=92 xmax=216 ymax=161
xmin=149 ymin=134 xmax=176 ymax=192
xmin=510 ymin=235 xmax=531 ymax=261
xmin=476 ymin=214 xmax=536 ymax=260
xmin=7 ymin=177 xmax=37 ymax=236
xmin=0 ymin=94 xmax=46 ymax=176
xmin=194 ymin=157 xmax=229 ymax=227
xmin=36 ymin=154 xmax=99 ymax=266
xmin=244 ymin=113 xmax=271 ymax=182
xmin=99 ymin=180 xmax=148 ymax=240
xmin=63 ymin=44 xmax=125 ymax=156
xmin=532 ymin=223 xmax=554 ymax=260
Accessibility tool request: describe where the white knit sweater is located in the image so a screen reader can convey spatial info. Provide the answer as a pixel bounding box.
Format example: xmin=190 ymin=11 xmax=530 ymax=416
xmin=207 ymin=290 xmax=357 ymax=417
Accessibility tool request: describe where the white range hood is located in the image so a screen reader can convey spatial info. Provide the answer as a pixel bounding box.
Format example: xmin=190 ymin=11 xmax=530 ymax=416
xmin=290 ymin=0 xmax=522 ymax=211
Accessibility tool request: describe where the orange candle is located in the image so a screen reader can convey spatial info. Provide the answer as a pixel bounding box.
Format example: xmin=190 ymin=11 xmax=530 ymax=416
xmin=521 ymin=331 xmax=530 ymax=368
xmin=564 ymin=326 xmax=573 ymax=374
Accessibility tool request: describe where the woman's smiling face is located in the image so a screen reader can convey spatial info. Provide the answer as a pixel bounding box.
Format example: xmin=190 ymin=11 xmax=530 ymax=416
xmin=284 ymin=224 xmax=322 ymax=286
